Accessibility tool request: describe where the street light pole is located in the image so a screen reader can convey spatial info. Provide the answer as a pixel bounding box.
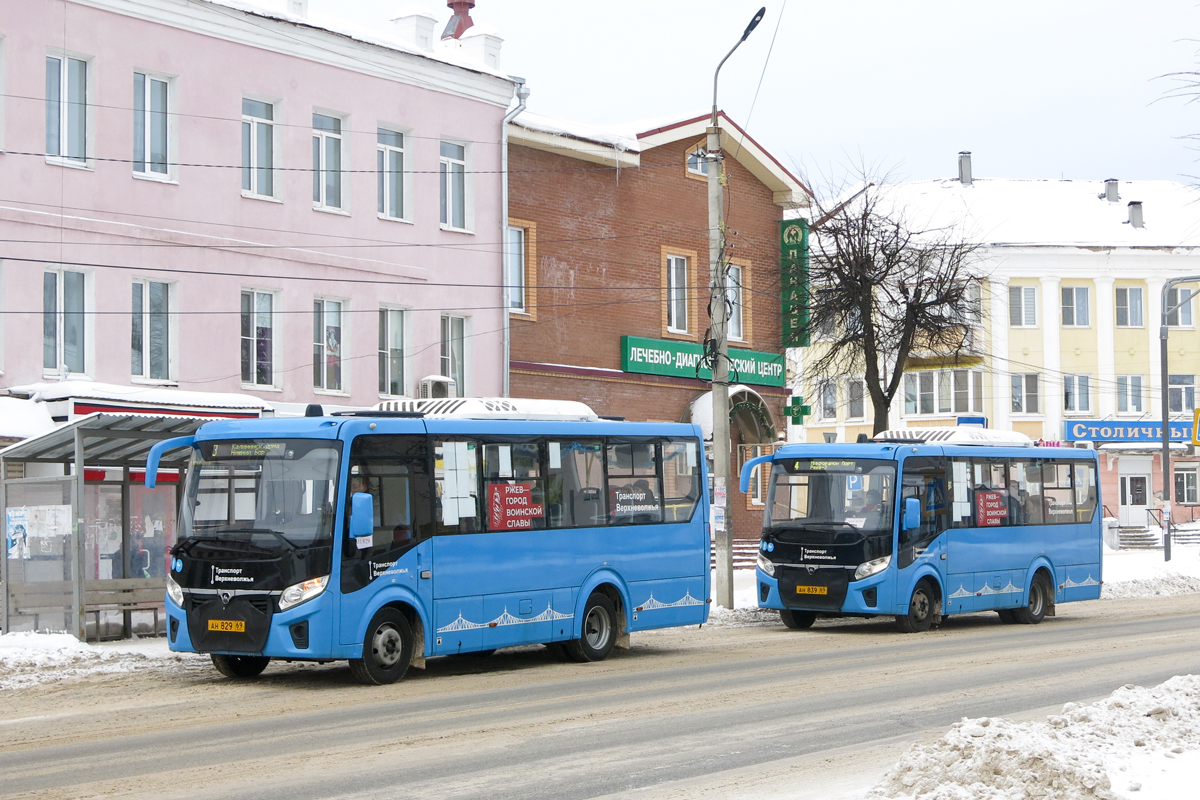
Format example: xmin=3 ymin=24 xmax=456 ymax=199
xmin=709 ymin=7 xmax=765 ymax=609
xmin=1159 ymin=275 xmax=1200 ymax=562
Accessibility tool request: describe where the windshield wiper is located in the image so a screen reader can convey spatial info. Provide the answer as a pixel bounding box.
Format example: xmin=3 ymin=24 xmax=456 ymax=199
xmin=181 ymin=528 xmax=298 ymax=553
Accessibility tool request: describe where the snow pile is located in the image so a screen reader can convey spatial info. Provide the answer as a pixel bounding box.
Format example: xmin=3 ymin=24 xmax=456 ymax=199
xmin=1102 ymin=574 xmax=1200 ymax=599
xmin=870 ymin=675 xmax=1200 ymax=800
xmin=1101 ymin=546 xmax=1200 ymax=600
xmin=0 ymin=632 xmax=204 ymax=691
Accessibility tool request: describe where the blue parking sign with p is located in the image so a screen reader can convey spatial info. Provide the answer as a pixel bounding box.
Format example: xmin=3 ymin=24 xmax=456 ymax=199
xmin=847 ymin=474 xmax=862 ymax=491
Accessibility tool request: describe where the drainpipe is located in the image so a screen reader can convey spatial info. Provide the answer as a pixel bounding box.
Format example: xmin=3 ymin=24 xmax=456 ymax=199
xmin=501 ymin=77 xmax=529 ymax=397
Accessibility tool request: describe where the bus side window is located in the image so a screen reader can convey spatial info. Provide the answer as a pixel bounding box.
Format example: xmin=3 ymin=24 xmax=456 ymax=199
xmin=1015 ymin=460 xmax=1044 ymax=525
xmin=343 ymin=434 xmax=432 ymax=565
xmin=1073 ymin=461 xmax=1098 ymax=523
xmin=1042 ymin=460 xmax=1076 ymax=524
xmin=482 ymin=442 xmax=547 ymax=532
xmin=662 ymin=439 xmax=701 ymax=523
xmin=900 ymin=458 xmax=948 ymax=556
xmin=607 ymin=442 xmax=663 ymax=525
xmin=434 ymin=440 xmax=482 ymax=534
xmin=545 ymin=440 xmax=605 ymax=528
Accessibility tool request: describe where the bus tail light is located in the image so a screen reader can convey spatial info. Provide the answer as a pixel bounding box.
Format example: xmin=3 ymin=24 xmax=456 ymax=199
xmin=756 ymin=553 xmax=776 ymax=577
xmin=854 ymin=555 xmax=891 ymax=581
xmin=279 ymin=576 xmax=329 ymax=611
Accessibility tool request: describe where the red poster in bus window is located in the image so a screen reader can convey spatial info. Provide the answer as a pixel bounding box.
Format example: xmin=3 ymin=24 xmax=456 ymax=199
xmin=975 ymin=490 xmax=1008 ymax=526
xmin=487 ymin=482 xmax=545 ymax=530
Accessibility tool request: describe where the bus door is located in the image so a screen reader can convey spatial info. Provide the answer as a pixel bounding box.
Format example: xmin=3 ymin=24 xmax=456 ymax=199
xmin=338 ymin=434 xmax=434 ymax=646
xmin=898 ymin=457 xmax=949 ymax=606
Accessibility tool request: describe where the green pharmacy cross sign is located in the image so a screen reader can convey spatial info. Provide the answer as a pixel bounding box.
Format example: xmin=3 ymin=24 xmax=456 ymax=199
xmin=780 ymin=218 xmax=809 ymax=348
xmin=784 ymin=396 xmax=811 ymax=425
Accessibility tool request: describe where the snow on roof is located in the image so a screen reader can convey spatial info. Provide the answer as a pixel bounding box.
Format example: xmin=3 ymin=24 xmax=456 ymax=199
xmin=827 ymin=177 xmax=1200 ymax=249
xmin=201 ymin=0 xmax=513 ymax=79
xmin=512 ymin=111 xmax=644 ymax=153
xmin=5 ymin=381 xmax=271 ymax=411
xmin=0 ymin=397 xmax=55 ymax=440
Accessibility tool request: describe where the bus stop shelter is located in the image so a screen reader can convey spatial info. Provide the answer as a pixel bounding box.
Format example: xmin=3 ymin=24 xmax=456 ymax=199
xmin=1 ymin=413 xmax=204 ymax=640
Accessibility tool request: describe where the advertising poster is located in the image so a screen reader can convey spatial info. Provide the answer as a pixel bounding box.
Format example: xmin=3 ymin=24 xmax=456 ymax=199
xmin=6 ymin=507 xmax=28 ymax=560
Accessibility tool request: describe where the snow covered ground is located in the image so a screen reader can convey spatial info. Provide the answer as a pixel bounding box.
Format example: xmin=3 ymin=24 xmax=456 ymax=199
xmin=2 ymin=545 xmax=1199 ymax=798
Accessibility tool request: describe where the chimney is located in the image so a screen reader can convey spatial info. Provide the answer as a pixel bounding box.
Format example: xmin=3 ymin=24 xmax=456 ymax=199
xmin=461 ymin=26 xmax=503 ymax=69
xmin=1127 ymin=201 xmax=1144 ymax=229
xmin=958 ymin=151 xmax=972 ymax=186
xmin=287 ymin=0 xmax=308 ymax=17
xmin=392 ymin=5 xmax=438 ymax=51
xmin=442 ymin=0 xmax=475 ymax=40
xmin=1103 ymin=178 xmax=1119 ymax=203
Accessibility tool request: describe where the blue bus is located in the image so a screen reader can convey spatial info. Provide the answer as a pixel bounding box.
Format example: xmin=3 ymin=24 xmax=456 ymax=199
xmin=741 ymin=428 xmax=1102 ymax=632
xmin=145 ymin=399 xmax=709 ymax=684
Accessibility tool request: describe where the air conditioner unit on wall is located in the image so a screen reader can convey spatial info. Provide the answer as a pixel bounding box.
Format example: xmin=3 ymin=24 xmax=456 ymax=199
xmin=419 ymin=375 xmax=457 ymax=399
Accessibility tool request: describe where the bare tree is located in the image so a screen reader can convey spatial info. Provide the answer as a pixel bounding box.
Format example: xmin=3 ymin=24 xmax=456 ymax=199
xmin=803 ymin=182 xmax=984 ymax=434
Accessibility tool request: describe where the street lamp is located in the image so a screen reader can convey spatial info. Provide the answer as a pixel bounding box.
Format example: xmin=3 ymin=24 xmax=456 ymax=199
xmin=1159 ymin=276 xmax=1200 ymax=561
xmin=709 ymin=6 xmax=766 ymax=610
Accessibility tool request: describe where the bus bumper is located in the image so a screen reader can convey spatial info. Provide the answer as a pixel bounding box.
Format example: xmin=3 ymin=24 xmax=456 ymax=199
xmin=756 ymin=567 xmax=888 ymax=615
xmin=167 ymin=592 xmax=337 ymax=660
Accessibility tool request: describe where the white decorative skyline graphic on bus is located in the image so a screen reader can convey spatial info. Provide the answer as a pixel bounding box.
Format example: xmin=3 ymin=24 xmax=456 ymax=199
xmin=1062 ymin=575 xmax=1099 ymax=588
xmin=638 ymin=591 xmax=704 ymax=610
xmin=436 ymin=603 xmax=574 ymax=633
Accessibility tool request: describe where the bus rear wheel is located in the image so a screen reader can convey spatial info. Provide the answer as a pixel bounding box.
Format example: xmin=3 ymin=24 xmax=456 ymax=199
xmin=779 ymin=609 xmax=816 ymax=629
xmin=1012 ymin=573 xmax=1050 ymax=625
xmin=349 ymin=607 xmax=413 ymax=685
xmin=210 ymin=653 xmax=270 ymax=679
xmin=563 ymin=593 xmax=617 ymax=663
xmin=896 ymin=581 xmax=937 ymax=633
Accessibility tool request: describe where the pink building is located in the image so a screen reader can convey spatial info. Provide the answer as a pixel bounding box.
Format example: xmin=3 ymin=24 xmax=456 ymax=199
xmin=0 ymin=0 xmax=518 ymax=412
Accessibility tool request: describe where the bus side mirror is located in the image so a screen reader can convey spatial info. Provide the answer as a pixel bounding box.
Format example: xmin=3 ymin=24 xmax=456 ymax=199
xmin=350 ymin=492 xmax=374 ymax=548
xmin=902 ymin=497 xmax=921 ymax=531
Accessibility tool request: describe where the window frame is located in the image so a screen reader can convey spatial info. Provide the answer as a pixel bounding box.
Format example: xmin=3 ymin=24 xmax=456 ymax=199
xmin=312 ymin=111 xmax=345 ymax=211
xmin=131 ymin=278 xmax=174 ymax=382
xmin=132 ymin=70 xmax=173 ymax=181
xmin=666 ymin=254 xmax=689 ymax=334
xmin=1063 ymin=373 xmax=1090 ymax=413
xmin=903 ymin=369 xmax=984 ymax=416
xmin=686 ymin=140 xmax=709 ymax=178
xmin=378 ymin=306 xmax=407 ymax=398
xmin=42 ymin=267 xmax=90 ymax=377
xmin=1008 ymin=285 xmax=1037 ymax=328
xmin=1011 ymin=373 xmax=1041 ymax=415
xmin=440 ymin=314 xmax=466 ymax=397
xmin=726 ymin=263 xmax=745 ymax=342
xmin=847 ymin=378 xmax=866 ymax=420
xmin=313 ymin=297 xmax=347 ymax=394
xmin=240 ymin=288 xmax=277 ymax=389
xmin=1169 ymin=374 xmax=1196 ymax=414
xmin=819 ymin=381 xmax=837 ymax=420
xmin=1175 ymin=463 xmax=1199 ymax=505
xmin=1167 ymin=287 xmax=1195 ymax=328
xmin=1115 ymin=286 xmax=1144 ymax=328
xmin=45 ymin=50 xmax=91 ymax=167
xmin=439 ymin=140 xmax=469 ymax=231
xmin=376 ymin=126 xmax=407 ymax=222
xmin=1116 ymin=374 xmax=1144 ymax=414
xmin=1060 ymin=286 xmax=1090 ymax=328
xmin=241 ymin=96 xmax=277 ymax=200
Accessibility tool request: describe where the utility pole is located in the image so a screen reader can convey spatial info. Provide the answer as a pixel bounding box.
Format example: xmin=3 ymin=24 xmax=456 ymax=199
xmin=1159 ymin=275 xmax=1200 ymax=562
xmin=709 ymin=7 xmax=765 ymax=609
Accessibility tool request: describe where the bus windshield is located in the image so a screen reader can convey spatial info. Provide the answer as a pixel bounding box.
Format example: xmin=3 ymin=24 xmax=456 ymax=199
xmin=767 ymin=458 xmax=896 ymax=536
xmin=180 ymin=439 xmax=341 ymax=549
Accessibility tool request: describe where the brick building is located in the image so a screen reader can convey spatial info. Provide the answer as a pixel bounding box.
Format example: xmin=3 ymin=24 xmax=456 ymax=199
xmin=506 ymin=112 xmax=811 ymax=539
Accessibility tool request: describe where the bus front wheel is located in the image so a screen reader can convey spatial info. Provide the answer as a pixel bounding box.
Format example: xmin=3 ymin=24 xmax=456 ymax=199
xmin=896 ymin=581 xmax=937 ymax=633
xmin=1012 ymin=573 xmax=1050 ymax=625
xmin=779 ymin=609 xmax=816 ymax=629
xmin=563 ymin=593 xmax=618 ymax=663
xmin=210 ymin=653 xmax=270 ymax=679
xmin=349 ymin=607 xmax=413 ymax=685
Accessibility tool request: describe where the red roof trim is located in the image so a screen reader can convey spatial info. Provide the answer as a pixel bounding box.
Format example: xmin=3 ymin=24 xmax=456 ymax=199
xmin=72 ymin=402 xmax=259 ymax=419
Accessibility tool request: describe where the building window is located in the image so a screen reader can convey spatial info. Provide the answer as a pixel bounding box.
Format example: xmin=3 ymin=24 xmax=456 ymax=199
xmin=242 ymin=98 xmax=274 ymax=197
xmin=727 ymin=264 xmax=744 ymax=341
xmin=131 ymin=280 xmax=170 ymax=380
xmin=667 ymin=255 xmax=688 ymax=333
xmin=313 ymin=113 xmax=343 ymax=209
xmin=1063 ymin=374 xmax=1090 ymax=412
xmin=439 ymin=141 xmax=466 ymax=229
xmin=46 ymin=54 xmax=87 ymax=163
xmin=687 ymin=145 xmax=708 ymax=176
xmin=1115 ymin=287 xmax=1143 ymax=327
xmin=313 ymin=299 xmax=343 ymax=392
xmin=1167 ymin=287 xmax=1194 ymax=327
xmin=1117 ymin=375 xmax=1143 ymax=413
xmin=1175 ymin=465 xmax=1199 ymax=504
xmin=1008 ymin=286 xmax=1037 ymax=327
xmin=240 ymin=290 xmax=274 ymax=386
xmin=43 ymin=270 xmax=86 ymax=374
xmin=506 ymin=226 xmax=526 ymax=312
xmin=1169 ymin=374 xmax=1195 ymax=413
xmin=1011 ymin=373 xmax=1040 ymax=414
xmin=904 ymin=369 xmax=983 ymax=415
xmin=440 ymin=315 xmax=465 ymax=396
xmin=133 ymin=73 xmax=168 ymax=176
xmin=1061 ymin=286 xmax=1089 ymax=327
xmin=378 ymin=308 xmax=405 ymax=396
xmin=819 ymin=382 xmax=837 ymax=420
xmin=746 ymin=445 xmax=765 ymax=506
xmin=847 ymin=379 xmax=865 ymax=420
xmin=377 ymin=128 xmax=404 ymax=219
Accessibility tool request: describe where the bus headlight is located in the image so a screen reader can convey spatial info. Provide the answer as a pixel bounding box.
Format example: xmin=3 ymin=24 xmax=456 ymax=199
xmin=756 ymin=553 xmax=776 ymax=577
xmin=854 ymin=555 xmax=891 ymax=581
xmin=279 ymin=576 xmax=329 ymax=611
xmin=166 ymin=576 xmax=185 ymax=607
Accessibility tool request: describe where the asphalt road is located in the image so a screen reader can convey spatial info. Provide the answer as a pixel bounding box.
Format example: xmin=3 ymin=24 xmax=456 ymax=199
xmin=3 ymin=595 xmax=1199 ymax=800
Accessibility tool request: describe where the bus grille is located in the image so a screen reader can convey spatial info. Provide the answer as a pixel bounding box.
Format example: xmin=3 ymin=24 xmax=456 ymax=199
xmin=776 ymin=567 xmax=849 ymax=612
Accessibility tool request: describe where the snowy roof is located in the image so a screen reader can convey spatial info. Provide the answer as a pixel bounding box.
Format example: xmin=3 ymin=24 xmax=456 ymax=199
xmin=0 ymin=397 xmax=55 ymax=441
xmin=823 ymin=177 xmax=1200 ymax=249
xmin=4 ymin=381 xmax=271 ymax=412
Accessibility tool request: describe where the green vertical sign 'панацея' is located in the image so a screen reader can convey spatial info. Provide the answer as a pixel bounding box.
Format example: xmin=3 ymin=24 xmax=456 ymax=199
xmin=781 ymin=218 xmax=809 ymax=348
xmin=621 ymin=336 xmax=785 ymax=387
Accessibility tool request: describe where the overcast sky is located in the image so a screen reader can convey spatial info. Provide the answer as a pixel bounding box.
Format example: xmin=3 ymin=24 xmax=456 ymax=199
xmin=309 ymin=0 xmax=1199 ymax=196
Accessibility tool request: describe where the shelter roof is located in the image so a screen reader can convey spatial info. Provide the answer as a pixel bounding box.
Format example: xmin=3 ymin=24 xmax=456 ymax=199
xmin=0 ymin=414 xmax=206 ymax=467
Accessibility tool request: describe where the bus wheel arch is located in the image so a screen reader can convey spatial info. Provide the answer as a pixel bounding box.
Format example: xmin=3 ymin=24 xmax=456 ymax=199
xmin=577 ymin=575 xmax=631 ymax=649
xmin=564 ymin=586 xmax=623 ymax=663
xmin=1013 ymin=568 xmax=1054 ymax=625
xmin=896 ymin=577 xmax=941 ymax=633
